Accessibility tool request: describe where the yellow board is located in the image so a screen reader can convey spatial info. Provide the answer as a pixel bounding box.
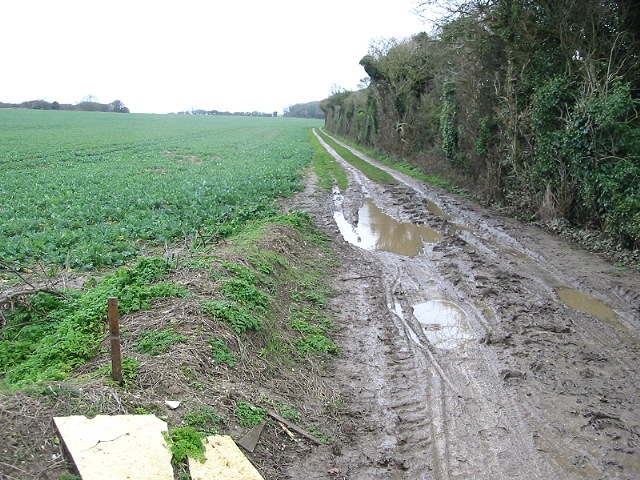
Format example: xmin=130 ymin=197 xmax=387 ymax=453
xmin=189 ymin=435 xmax=264 ymax=480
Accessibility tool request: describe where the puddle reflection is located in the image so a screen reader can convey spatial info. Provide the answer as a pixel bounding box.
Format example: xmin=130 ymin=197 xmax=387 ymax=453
xmin=413 ymin=300 xmax=473 ymax=349
xmin=425 ymin=200 xmax=453 ymax=221
xmin=334 ymin=197 xmax=443 ymax=256
xmin=556 ymin=287 xmax=620 ymax=326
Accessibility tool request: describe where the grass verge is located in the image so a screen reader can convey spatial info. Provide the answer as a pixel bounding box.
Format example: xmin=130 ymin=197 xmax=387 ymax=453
xmin=0 ymin=208 xmax=341 ymax=479
xmin=309 ymin=128 xmax=349 ymax=192
xmin=323 ymin=129 xmax=468 ymax=195
xmin=315 ymin=129 xmax=398 ymax=185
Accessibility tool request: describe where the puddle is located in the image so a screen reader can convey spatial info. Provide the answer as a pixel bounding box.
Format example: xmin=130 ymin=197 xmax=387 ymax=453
xmin=425 ymin=200 xmax=453 ymax=221
xmin=393 ymin=302 xmax=424 ymax=346
xmin=334 ymin=197 xmax=443 ymax=256
xmin=450 ymin=224 xmax=475 ymax=234
xmin=413 ymin=300 xmax=473 ymax=349
xmin=502 ymin=247 xmax=530 ymax=260
xmin=556 ymin=288 xmax=620 ymax=327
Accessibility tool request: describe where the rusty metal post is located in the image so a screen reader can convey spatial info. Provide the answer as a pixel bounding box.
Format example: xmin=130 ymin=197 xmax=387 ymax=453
xmin=108 ymin=297 xmax=123 ymax=385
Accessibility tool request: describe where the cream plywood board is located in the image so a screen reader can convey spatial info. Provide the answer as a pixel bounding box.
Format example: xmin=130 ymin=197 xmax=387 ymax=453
xmin=189 ymin=435 xmax=264 ymax=480
xmin=53 ymin=415 xmax=173 ymax=480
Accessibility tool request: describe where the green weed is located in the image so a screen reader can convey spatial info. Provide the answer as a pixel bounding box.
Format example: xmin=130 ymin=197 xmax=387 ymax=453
xmin=94 ymin=357 xmax=140 ymax=385
xmin=208 ymin=337 xmax=237 ymax=367
xmin=307 ymin=424 xmax=333 ymax=444
xmin=184 ymin=406 xmax=224 ymax=435
xmin=235 ymin=401 xmax=267 ymax=427
xmin=0 ymin=257 xmax=186 ymax=389
xmin=275 ymin=403 xmax=302 ymax=423
xmin=134 ymin=328 xmax=187 ymax=355
xmin=295 ymin=334 xmax=338 ymax=356
xmin=220 ymin=279 xmax=270 ymax=313
xmin=201 ymin=300 xmax=262 ymax=333
xmin=163 ymin=426 xmax=206 ymax=463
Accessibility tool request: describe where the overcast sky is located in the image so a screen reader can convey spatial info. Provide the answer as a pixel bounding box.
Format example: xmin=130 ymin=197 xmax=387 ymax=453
xmin=0 ymin=0 xmax=428 ymax=114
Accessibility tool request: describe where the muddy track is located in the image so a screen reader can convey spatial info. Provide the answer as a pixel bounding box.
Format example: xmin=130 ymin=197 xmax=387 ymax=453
xmin=285 ymin=130 xmax=640 ymax=479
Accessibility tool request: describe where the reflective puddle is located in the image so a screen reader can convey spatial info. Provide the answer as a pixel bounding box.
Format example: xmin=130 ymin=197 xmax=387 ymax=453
xmin=556 ymin=288 xmax=620 ymax=327
xmin=425 ymin=199 xmax=453 ymax=221
xmin=413 ymin=300 xmax=473 ymax=349
xmin=334 ymin=197 xmax=443 ymax=256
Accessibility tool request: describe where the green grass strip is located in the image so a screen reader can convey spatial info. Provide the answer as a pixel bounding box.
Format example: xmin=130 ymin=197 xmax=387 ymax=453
xmin=327 ymin=131 xmax=467 ymax=196
xmin=315 ymin=129 xmax=398 ymax=185
xmin=309 ymin=129 xmax=349 ymax=192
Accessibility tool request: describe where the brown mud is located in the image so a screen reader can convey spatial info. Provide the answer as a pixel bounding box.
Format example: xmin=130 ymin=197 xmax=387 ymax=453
xmin=283 ymin=130 xmax=640 ymax=479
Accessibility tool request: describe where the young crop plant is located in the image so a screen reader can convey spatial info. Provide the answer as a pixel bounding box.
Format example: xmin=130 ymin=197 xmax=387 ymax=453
xmin=0 ymin=111 xmax=322 ymax=269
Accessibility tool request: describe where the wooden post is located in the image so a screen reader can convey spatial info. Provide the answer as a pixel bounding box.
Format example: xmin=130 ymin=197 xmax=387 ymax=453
xmin=108 ymin=297 xmax=124 ymax=385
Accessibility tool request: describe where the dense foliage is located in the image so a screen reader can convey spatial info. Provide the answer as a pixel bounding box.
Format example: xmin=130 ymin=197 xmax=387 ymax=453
xmin=0 ymin=111 xmax=321 ymax=268
xmin=322 ymin=0 xmax=640 ymax=248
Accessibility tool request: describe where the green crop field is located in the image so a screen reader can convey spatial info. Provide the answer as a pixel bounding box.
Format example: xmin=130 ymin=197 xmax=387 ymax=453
xmin=0 ymin=110 xmax=323 ymax=269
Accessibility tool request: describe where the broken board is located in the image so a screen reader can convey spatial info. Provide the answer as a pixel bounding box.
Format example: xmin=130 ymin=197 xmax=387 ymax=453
xmin=189 ymin=435 xmax=264 ymax=480
xmin=53 ymin=414 xmax=173 ymax=480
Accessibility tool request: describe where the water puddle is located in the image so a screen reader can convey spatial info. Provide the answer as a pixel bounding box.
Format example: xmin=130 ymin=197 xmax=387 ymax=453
xmin=393 ymin=302 xmax=424 ymax=346
xmin=425 ymin=200 xmax=453 ymax=221
xmin=450 ymin=224 xmax=475 ymax=234
xmin=334 ymin=197 xmax=443 ymax=256
xmin=556 ymin=288 xmax=620 ymax=327
xmin=413 ymin=300 xmax=473 ymax=349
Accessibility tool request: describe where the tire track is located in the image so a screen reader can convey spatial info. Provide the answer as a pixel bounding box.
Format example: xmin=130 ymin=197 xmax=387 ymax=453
xmin=317 ymin=129 xmax=559 ymax=478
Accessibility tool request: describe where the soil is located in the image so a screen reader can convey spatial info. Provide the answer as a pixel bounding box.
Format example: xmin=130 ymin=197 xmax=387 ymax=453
xmin=282 ymin=131 xmax=640 ymax=479
xmin=1 ymin=129 xmax=639 ymax=479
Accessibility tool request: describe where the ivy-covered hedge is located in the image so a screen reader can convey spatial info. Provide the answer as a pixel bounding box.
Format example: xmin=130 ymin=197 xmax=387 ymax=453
xmin=321 ymin=1 xmax=640 ymax=249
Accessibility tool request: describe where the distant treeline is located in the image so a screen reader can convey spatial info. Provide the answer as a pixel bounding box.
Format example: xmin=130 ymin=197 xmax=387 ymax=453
xmin=283 ymin=101 xmax=324 ymax=119
xmin=176 ymin=109 xmax=278 ymax=117
xmin=0 ymin=99 xmax=129 ymax=113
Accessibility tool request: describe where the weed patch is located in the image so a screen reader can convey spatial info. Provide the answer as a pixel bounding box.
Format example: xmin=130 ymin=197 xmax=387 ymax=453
xmin=235 ymin=401 xmax=267 ymax=427
xmin=0 ymin=258 xmax=187 ymax=389
xmin=183 ymin=406 xmax=224 ymax=435
xmin=163 ymin=426 xmax=206 ymax=463
xmin=134 ymin=328 xmax=187 ymax=356
xmin=208 ymin=337 xmax=237 ymax=367
xmin=201 ymin=300 xmax=262 ymax=333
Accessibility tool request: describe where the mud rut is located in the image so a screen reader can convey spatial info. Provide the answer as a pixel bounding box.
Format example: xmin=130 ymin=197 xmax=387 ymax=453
xmin=285 ymin=130 xmax=640 ymax=479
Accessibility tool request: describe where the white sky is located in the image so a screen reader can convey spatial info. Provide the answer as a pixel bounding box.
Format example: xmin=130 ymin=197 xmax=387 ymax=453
xmin=0 ymin=0 xmax=428 ymax=114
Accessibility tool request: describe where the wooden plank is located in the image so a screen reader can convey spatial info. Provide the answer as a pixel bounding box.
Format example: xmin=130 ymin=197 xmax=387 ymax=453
xmin=267 ymin=410 xmax=323 ymax=445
